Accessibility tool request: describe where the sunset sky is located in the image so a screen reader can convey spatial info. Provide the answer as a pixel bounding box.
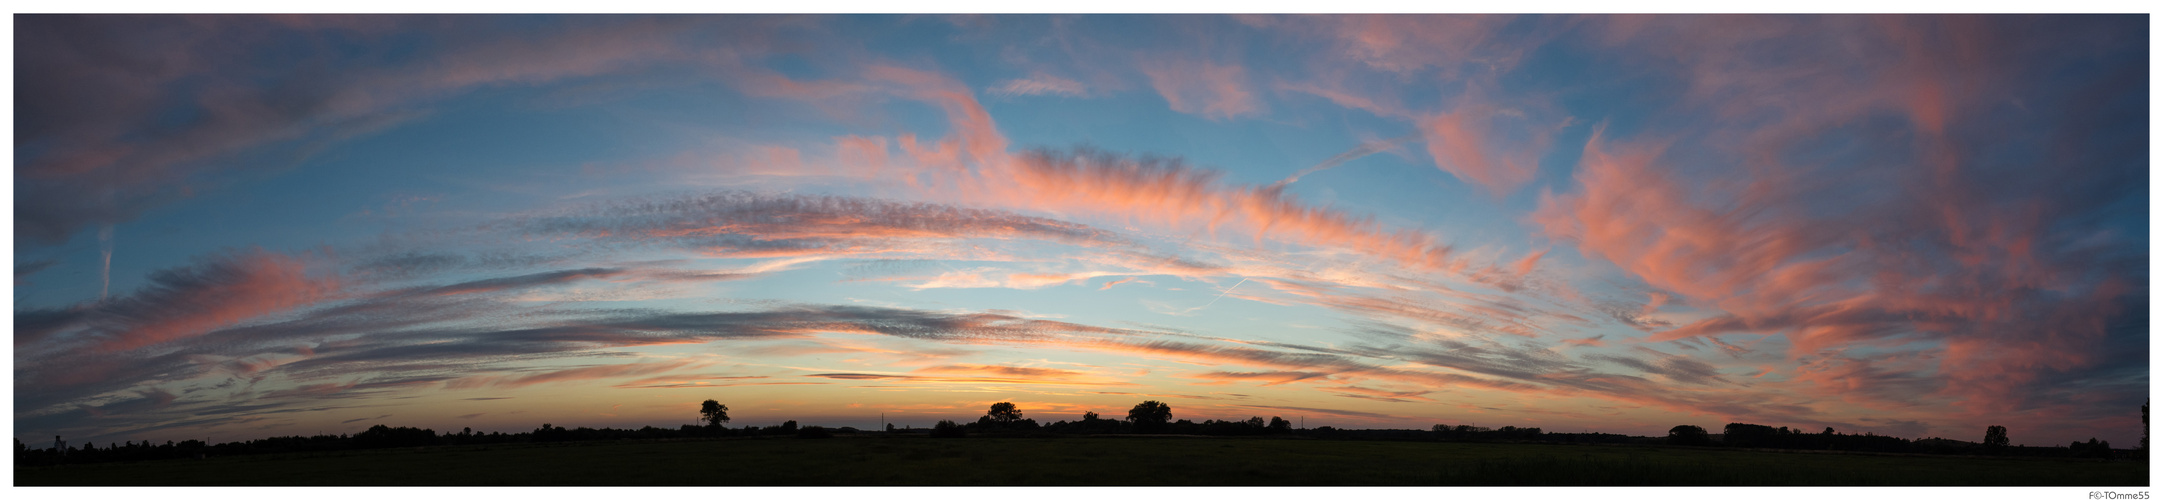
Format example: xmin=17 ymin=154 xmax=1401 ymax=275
xmin=12 ymin=14 xmax=2149 ymax=448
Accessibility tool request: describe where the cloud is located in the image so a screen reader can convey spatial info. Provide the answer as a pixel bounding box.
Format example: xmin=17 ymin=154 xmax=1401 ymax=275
xmin=1319 ymin=385 xmax=1435 ymax=403
xmin=1248 ymin=15 xmax=1523 ymax=76
xmin=15 ymin=259 xmax=60 ymax=287
xmin=862 ymin=63 xmax=1009 ymax=169
xmin=446 ymin=360 xmax=699 ymax=389
xmin=395 ymin=268 xmax=627 ymax=298
xmin=915 ymin=364 xmax=1090 ymax=379
xmin=1583 ymin=351 xmax=1729 ymax=386
xmin=506 ymin=190 xmax=1129 ymax=258
xmin=793 ymin=61 xmax=1551 ymax=281
xmin=1098 ymin=276 xmax=1144 ymax=290
xmin=1534 ymin=16 xmax=2146 ymax=424
xmin=987 ymin=75 xmax=1087 ymax=98
xmin=22 ymin=249 xmax=340 ymax=354
xmin=1188 ymin=370 xmax=1332 ymax=386
xmin=1421 ymin=104 xmax=1544 ymax=195
xmin=1560 ymin=335 xmax=1606 ymax=348
xmin=1139 ymin=59 xmax=1262 ymax=120
xmin=15 ymin=15 xmax=720 ymax=245
xmin=1000 ymin=147 xmax=1473 ymax=273
xmin=803 ymin=371 xmax=1129 ymax=387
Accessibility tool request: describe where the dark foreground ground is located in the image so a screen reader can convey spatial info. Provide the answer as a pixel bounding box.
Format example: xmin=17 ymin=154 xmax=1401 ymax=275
xmin=16 ymin=435 xmax=2149 ymax=486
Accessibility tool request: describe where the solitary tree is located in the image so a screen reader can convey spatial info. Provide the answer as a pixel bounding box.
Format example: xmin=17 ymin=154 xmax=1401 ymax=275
xmin=987 ymin=402 xmax=1023 ymax=425
xmin=1269 ymin=416 xmax=1293 ymax=433
xmin=1984 ymin=425 xmax=2009 ymax=452
xmin=1127 ymin=400 xmax=1173 ymax=433
xmin=700 ymin=400 xmax=731 ymax=427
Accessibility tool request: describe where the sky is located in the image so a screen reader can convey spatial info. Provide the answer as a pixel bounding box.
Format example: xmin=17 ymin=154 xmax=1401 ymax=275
xmin=11 ymin=14 xmax=2149 ymax=448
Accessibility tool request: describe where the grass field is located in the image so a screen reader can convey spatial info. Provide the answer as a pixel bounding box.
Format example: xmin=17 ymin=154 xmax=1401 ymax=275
xmin=15 ymin=435 xmax=2149 ymax=486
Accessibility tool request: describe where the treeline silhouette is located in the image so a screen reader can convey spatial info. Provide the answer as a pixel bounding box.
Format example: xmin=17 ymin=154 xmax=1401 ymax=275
xmin=1662 ymin=422 xmax=2142 ymax=460
xmin=15 ymin=399 xmax=2145 ymax=467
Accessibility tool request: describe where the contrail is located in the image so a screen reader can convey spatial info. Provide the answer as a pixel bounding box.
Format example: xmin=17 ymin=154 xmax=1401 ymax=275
xmin=1268 ymin=134 xmax=1422 ymax=190
xmin=98 ymin=224 xmax=114 ymax=301
xmin=1183 ymin=277 xmax=1250 ymax=314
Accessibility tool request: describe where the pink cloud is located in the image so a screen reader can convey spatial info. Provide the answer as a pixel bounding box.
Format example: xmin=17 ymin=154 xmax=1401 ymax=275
xmin=1139 ymin=60 xmax=1262 ymax=120
xmin=1422 ymin=105 xmax=1543 ymax=195
xmin=93 ymin=250 xmax=341 ymax=352
xmin=834 ymin=135 xmax=892 ymax=176
xmin=1098 ymin=276 xmax=1143 ymax=290
xmin=862 ymin=64 xmax=1009 ymax=169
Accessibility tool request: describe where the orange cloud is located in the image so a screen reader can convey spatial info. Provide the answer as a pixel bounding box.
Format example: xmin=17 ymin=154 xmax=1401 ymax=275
xmin=1187 ymin=370 xmax=1332 ymax=386
xmin=915 ymin=364 xmax=1090 ymax=379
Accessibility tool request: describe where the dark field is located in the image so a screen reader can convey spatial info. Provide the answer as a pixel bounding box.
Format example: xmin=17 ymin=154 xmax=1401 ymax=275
xmin=16 ymin=436 xmax=2149 ymax=486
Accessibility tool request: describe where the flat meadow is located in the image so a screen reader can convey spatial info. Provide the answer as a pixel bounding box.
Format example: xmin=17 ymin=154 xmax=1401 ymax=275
xmin=15 ymin=435 xmax=2148 ymax=486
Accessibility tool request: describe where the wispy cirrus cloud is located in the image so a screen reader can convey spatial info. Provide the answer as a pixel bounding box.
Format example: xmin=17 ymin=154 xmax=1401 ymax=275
xmin=14 ymin=15 xmax=740 ymax=245
xmin=986 ymin=74 xmax=1088 ymax=98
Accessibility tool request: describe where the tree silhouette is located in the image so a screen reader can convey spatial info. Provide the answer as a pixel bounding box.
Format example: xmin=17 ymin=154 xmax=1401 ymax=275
xmin=353 ymin=425 xmax=438 ymax=449
xmin=2072 ymin=437 xmax=2115 ymax=459
xmin=1668 ymin=425 xmax=1712 ymax=446
xmin=699 ymin=400 xmax=730 ymax=427
xmin=1269 ymin=416 xmax=1292 ymax=433
xmin=987 ymin=402 xmax=1023 ymax=425
xmin=1127 ymin=400 xmax=1173 ymax=433
xmin=931 ymin=420 xmax=966 ymax=438
xmin=1984 ymin=425 xmax=2009 ymax=449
